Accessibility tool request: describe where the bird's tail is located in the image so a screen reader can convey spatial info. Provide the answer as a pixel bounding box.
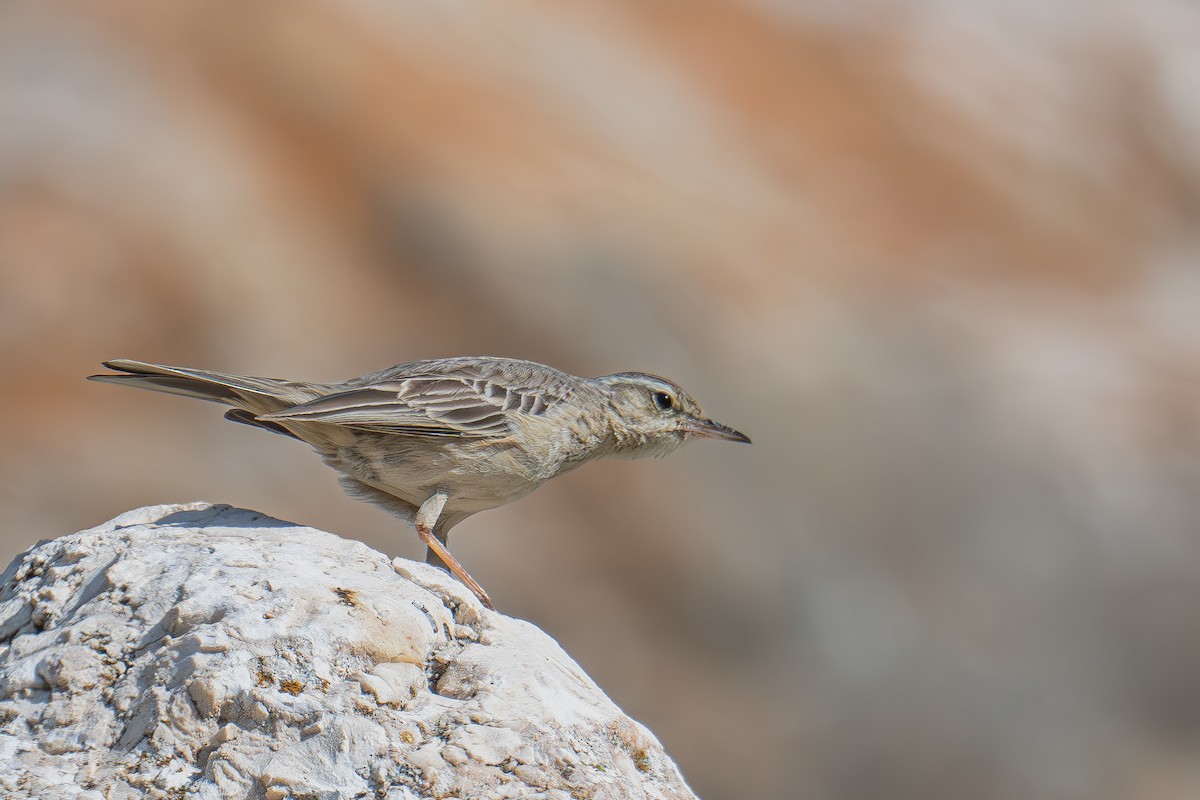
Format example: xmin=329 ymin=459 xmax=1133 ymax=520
xmin=88 ymin=359 xmax=323 ymax=417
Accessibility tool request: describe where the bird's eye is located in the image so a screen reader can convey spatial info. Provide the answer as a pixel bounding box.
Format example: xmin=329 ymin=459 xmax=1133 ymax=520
xmin=652 ymin=391 xmax=674 ymax=412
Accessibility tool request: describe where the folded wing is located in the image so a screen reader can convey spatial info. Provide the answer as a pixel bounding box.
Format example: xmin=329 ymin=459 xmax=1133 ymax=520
xmin=262 ymin=374 xmax=564 ymax=438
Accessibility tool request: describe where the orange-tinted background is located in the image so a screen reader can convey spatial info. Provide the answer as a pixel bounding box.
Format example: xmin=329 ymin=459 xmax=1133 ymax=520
xmin=3 ymin=2 xmax=1200 ymax=798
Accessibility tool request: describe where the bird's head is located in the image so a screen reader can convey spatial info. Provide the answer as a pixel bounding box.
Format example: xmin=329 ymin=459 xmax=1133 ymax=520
xmin=593 ymin=372 xmax=750 ymax=458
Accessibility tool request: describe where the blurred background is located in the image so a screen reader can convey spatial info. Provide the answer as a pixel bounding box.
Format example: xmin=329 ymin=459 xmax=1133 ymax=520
xmin=2 ymin=1 xmax=1200 ymax=797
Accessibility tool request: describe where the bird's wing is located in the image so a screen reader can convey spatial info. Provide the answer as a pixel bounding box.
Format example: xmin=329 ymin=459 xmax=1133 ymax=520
xmin=261 ymin=373 xmax=570 ymax=438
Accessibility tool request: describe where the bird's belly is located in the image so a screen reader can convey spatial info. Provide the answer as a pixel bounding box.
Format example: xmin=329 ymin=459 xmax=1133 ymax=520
xmin=332 ymin=436 xmax=543 ymax=513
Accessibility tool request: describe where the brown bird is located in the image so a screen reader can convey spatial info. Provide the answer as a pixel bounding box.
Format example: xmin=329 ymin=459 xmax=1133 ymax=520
xmin=90 ymin=357 xmax=750 ymax=609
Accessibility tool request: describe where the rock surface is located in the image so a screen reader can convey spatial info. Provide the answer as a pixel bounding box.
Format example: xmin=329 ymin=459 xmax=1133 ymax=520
xmin=0 ymin=503 xmax=696 ymax=800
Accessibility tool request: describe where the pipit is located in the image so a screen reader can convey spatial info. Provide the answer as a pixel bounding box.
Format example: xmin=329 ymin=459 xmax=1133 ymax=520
xmin=89 ymin=357 xmax=750 ymax=609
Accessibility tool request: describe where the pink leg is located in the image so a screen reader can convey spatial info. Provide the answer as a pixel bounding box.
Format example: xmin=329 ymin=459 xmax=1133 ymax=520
xmin=415 ymin=492 xmax=494 ymax=610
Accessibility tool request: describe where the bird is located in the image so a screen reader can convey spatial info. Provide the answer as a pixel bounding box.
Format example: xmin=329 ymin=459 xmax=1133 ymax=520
xmin=89 ymin=357 xmax=750 ymax=609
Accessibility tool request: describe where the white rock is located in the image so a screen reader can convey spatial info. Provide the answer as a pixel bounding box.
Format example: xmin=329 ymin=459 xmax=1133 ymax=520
xmin=0 ymin=503 xmax=698 ymax=800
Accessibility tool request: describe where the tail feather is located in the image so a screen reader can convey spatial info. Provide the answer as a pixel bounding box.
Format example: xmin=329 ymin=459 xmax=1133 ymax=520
xmin=224 ymin=408 xmax=301 ymax=439
xmin=88 ymin=372 xmax=242 ymax=404
xmin=88 ymin=359 xmax=324 ymax=414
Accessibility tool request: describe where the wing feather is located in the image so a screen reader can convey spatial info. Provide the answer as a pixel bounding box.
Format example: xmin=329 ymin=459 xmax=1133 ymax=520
xmin=261 ymin=369 xmax=571 ymax=438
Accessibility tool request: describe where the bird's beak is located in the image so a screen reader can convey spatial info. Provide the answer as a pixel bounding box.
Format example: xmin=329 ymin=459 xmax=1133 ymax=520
xmin=684 ymin=417 xmax=751 ymax=444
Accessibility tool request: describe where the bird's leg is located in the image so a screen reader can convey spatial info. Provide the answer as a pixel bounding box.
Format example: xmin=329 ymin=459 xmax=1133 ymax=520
xmin=414 ymin=492 xmax=494 ymax=610
xmin=424 ymin=530 xmax=449 ymax=570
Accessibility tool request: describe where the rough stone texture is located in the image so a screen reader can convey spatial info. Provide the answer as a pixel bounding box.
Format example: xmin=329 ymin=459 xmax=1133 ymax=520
xmin=0 ymin=503 xmax=696 ymax=800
